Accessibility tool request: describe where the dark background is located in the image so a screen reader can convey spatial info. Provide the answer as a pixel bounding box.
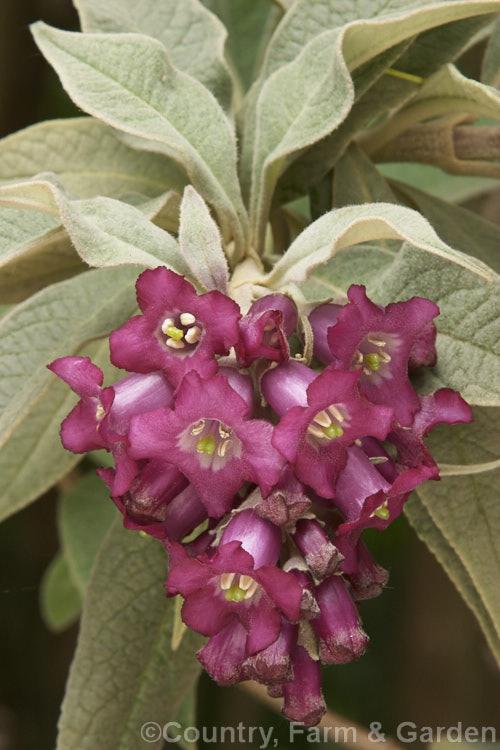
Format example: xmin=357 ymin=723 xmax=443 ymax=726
xmin=0 ymin=1 xmax=499 ymax=748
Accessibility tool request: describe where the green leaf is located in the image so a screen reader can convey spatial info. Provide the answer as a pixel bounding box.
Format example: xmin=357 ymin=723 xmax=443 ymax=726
xmin=0 ymin=117 xmax=187 ymax=200
xmin=167 ymin=689 xmax=198 ymax=750
xmin=40 ymin=552 xmax=82 ymax=633
xmin=261 ymin=0 xmax=500 ymax=76
xmin=32 ymin=23 xmax=248 ymax=258
xmin=179 ymin=186 xmax=229 ymax=292
xmin=0 ymin=178 xmax=188 ymax=274
xmin=76 ymin=0 xmax=234 ymax=116
xmin=332 ymin=143 xmax=398 ymax=208
xmin=0 ymin=118 xmax=186 ymax=298
xmin=276 ymin=13 xmax=494 ymax=204
xmin=482 ymin=16 xmax=500 ymax=87
xmin=60 ymin=196 xmax=189 ymax=273
xmin=202 ymin=0 xmax=276 ymax=93
xmin=266 ymin=202 xmax=495 ymax=288
xmin=391 ymin=179 xmax=500 ymax=273
xmin=243 ymin=1 xmax=499 ymax=244
xmin=59 ymin=473 xmax=117 ymax=595
xmin=0 ymin=210 xmax=84 ymax=303
xmin=248 ymin=28 xmax=354 ymax=253
xmin=56 ymin=519 xmax=203 ymax=750
xmin=405 ymin=492 xmax=500 ymax=664
xmin=379 ymin=162 xmax=498 ymax=203
xmin=409 ymin=407 xmax=500 ymax=662
xmin=0 ymin=267 xmax=137 ymax=523
xmin=264 ymin=3 xmax=481 ymax=74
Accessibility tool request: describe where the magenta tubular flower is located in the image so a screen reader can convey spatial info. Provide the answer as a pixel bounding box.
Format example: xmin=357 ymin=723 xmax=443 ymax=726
xmin=389 ymin=388 xmax=473 ymax=470
xmin=49 ymin=357 xmax=175 ymax=494
xmin=309 ymin=301 xmax=343 ymax=364
xmin=235 ymin=293 xmax=297 ymax=367
xmin=292 ymin=518 xmax=343 ymax=579
xmin=128 ymin=371 xmax=284 ymax=517
xmin=98 ymin=460 xmax=206 ymax=541
xmin=263 ymin=363 xmax=393 ymax=498
xmin=166 ymin=515 xmax=302 ymax=655
xmin=217 ymin=366 xmax=254 ymax=413
xmin=311 ymin=574 xmax=369 ymax=664
xmin=254 ymin=465 xmax=311 ymax=526
xmin=197 ymin=619 xmax=249 ymax=686
xmin=243 ymin=619 xmax=297 ymax=685
xmin=332 ymin=445 xmax=436 ymax=565
xmin=295 ymin=570 xmax=321 ymax=621
xmin=325 ymin=285 xmax=439 ymax=426
xmin=408 ymin=320 xmax=438 ymax=370
xmin=48 ymin=356 xmax=114 ymax=453
xmin=282 ymin=645 xmax=326 ymax=726
xmin=109 ymin=268 xmax=241 ymax=386
xmin=261 ymin=361 xmax=315 ymax=414
xmin=342 ymin=540 xmax=389 ymax=601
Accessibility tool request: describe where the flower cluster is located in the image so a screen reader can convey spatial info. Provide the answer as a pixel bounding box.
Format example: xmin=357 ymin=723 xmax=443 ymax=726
xmin=50 ymin=268 xmax=472 ymax=725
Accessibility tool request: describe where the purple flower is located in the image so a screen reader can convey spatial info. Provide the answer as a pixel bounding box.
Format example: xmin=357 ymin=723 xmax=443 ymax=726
xmin=48 ymin=357 xmax=175 ymax=494
xmin=98 ymin=460 xmax=206 ymax=541
xmin=389 ymin=388 xmax=473 ymax=470
xmin=263 ymin=363 xmax=393 ymax=498
xmin=109 ymin=268 xmax=241 ymax=386
xmin=48 ymin=356 xmax=114 ymax=453
xmin=235 ymin=293 xmax=297 ymax=367
xmin=332 ymin=445 xmax=436 ymax=561
xmin=253 ymin=466 xmax=311 ymax=526
xmin=243 ymin=619 xmax=297 ymax=685
xmin=311 ymin=574 xmax=369 ymax=663
xmin=197 ymin=618 xmax=248 ymax=686
xmin=128 ymin=371 xmax=284 ymax=517
xmin=282 ymin=645 xmax=326 ymax=726
xmin=309 ymin=301 xmax=343 ymax=364
xmin=341 ymin=540 xmax=389 ymax=601
xmin=166 ymin=511 xmax=303 ymax=656
xmin=317 ymin=285 xmax=439 ymax=426
xmin=292 ymin=518 xmax=343 ymax=580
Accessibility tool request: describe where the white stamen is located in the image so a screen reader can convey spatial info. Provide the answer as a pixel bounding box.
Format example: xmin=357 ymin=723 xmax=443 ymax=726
xmin=354 ymin=350 xmax=363 ymax=365
xmin=244 ymin=579 xmax=259 ymax=599
xmin=238 ymin=574 xmax=254 ymax=591
xmin=191 ymin=419 xmax=206 ymax=435
xmin=180 ymin=312 xmax=196 ymax=326
xmin=263 ymin=321 xmax=275 ymax=332
xmin=220 ymin=573 xmax=235 ymax=590
xmin=363 ymin=366 xmax=372 ymax=376
xmin=96 ymin=404 xmax=105 ymax=420
xmin=354 ymin=439 xmax=362 ymax=447
xmin=327 ymin=405 xmax=344 ymax=423
xmin=185 ymin=325 xmax=202 ymax=344
xmin=313 ymin=410 xmax=332 ymax=428
xmin=161 ymin=317 xmax=175 ymax=334
xmin=369 ymin=456 xmax=389 ymax=464
xmin=218 ymin=439 xmax=231 ymax=457
xmin=367 ymin=335 xmax=386 ymax=347
xmin=307 ymin=424 xmax=326 ymax=440
xmin=379 ymin=351 xmax=392 ymax=363
xmin=268 ymin=332 xmax=280 ymax=346
xmin=166 ymin=338 xmax=186 ymax=349
xmin=218 ymin=424 xmax=232 ymax=439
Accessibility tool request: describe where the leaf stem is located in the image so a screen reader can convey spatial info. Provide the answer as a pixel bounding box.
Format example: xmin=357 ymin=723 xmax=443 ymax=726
xmin=439 ymin=458 xmax=500 ymax=476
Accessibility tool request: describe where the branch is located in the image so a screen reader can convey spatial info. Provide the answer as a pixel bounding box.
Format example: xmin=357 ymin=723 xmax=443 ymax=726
xmin=368 ymin=123 xmax=500 ymax=178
